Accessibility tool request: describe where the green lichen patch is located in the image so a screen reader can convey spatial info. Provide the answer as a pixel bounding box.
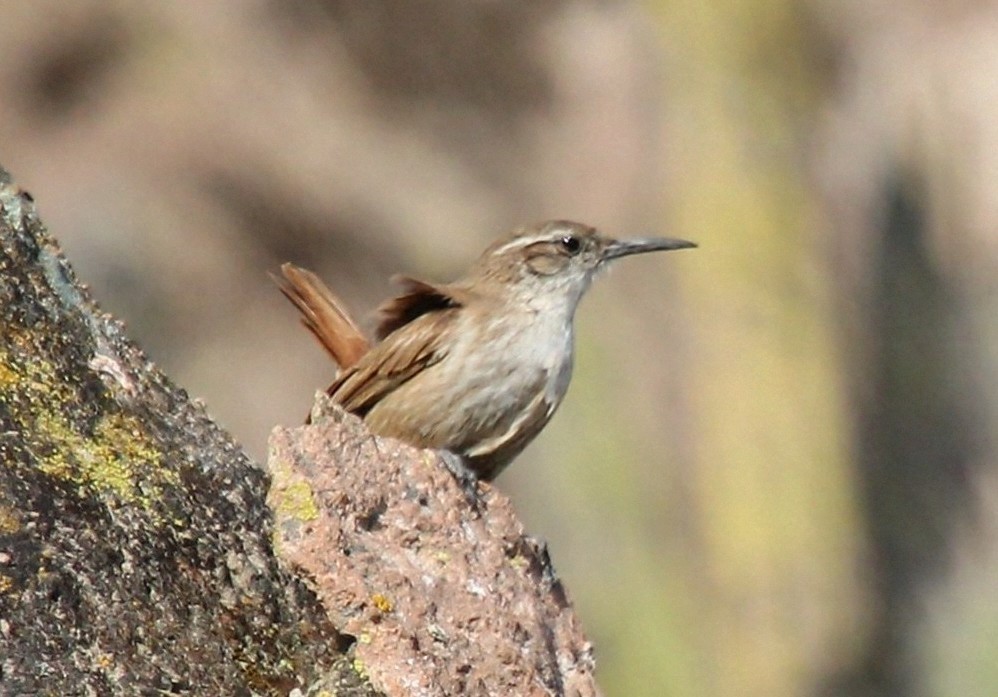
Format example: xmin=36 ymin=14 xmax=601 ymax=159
xmin=276 ymin=479 xmax=320 ymax=524
xmin=0 ymin=504 xmax=20 ymax=534
xmin=267 ymin=449 xmax=320 ymax=525
xmin=0 ymin=348 xmax=178 ymax=515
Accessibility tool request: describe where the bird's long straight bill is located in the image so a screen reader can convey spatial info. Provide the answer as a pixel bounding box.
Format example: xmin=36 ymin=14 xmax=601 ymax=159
xmin=602 ymin=237 xmax=698 ymax=261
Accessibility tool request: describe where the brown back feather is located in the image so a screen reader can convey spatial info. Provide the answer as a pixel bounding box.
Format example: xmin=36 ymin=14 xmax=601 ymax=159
xmin=330 ymin=277 xmax=470 ymax=416
xmin=375 ymin=276 xmax=466 ymax=340
xmin=328 ymin=312 xmax=450 ymax=416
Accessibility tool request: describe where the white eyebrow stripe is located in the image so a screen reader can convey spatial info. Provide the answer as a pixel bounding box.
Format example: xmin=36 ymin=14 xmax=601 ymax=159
xmin=490 ymin=232 xmax=557 ymax=256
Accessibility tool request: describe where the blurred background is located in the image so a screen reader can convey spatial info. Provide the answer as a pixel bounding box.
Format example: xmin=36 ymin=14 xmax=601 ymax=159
xmin=2 ymin=1 xmax=997 ymax=695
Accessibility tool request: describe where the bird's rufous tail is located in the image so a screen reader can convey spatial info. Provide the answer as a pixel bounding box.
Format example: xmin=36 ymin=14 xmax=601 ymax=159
xmin=273 ymin=263 xmax=370 ymax=369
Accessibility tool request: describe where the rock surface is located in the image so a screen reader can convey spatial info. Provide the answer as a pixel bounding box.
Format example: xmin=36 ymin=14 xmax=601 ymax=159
xmin=268 ymin=397 xmax=598 ymax=697
xmin=0 ymin=167 xmax=374 ymax=695
xmin=0 ymin=164 xmax=598 ymax=695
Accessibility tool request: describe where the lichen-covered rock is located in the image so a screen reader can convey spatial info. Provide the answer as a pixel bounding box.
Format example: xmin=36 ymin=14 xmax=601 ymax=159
xmin=0 ymin=168 xmax=376 ymax=696
xmin=0 ymin=163 xmax=599 ymax=696
xmin=268 ymin=398 xmax=599 ymax=697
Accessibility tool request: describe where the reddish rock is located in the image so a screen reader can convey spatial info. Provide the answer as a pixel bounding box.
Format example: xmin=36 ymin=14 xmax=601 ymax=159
xmin=268 ymin=396 xmax=599 ymax=697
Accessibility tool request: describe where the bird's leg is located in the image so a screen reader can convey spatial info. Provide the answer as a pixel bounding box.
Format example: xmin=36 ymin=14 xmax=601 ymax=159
xmin=436 ymin=450 xmax=482 ymax=509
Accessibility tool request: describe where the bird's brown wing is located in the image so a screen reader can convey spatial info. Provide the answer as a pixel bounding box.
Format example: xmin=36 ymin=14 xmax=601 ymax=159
xmin=376 ymin=275 xmax=471 ymax=340
xmin=328 ymin=308 xmax=454 ymax=416
xmin=278 ymin=269 xmax=470 ymax=416
xmin=273 ymin=263 xmax=370 ymax=369
xmin=330 ymin=275 xmax=470 ymax=415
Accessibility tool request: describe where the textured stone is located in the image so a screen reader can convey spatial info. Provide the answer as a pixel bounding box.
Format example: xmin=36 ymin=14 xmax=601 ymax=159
xmin=268 ymin=397 xmax=598 ymax=697
xmin=0 ymin=167 xmax=375 ymax=696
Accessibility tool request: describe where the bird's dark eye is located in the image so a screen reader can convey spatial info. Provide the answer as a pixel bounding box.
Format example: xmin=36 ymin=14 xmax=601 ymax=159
xmin=559 ymin=235 xmax=581 ymax=255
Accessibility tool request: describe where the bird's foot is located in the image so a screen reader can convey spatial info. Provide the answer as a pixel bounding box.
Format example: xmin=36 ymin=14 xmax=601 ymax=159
xmin=437 ymin=450 xmax=482 ymax=510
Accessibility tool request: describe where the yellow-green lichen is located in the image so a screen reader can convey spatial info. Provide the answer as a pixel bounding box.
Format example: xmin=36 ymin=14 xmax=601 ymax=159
xmin=507 ymin=554 xmax=529 ymax=571
xmin=351 ymin=657 xmax=368 ymax=680
xmin=274 ymin=478 xmax=320 ymax=523
xmin=0 ymin=349 xmax=178 ymax=517
xmin=0 ymin=505 xmax=20 ymax=534
xmin=370 ymin=593 xmax=393 ymax=613
xmin=0 ymin=361 xmax=17 ymax=387
xmin=269 ymin=528 xmax=284 ymax=557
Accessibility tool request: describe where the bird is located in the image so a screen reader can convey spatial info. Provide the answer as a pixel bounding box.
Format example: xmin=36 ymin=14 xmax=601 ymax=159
xmin=275 ymin=220 xmax=695 ymax=481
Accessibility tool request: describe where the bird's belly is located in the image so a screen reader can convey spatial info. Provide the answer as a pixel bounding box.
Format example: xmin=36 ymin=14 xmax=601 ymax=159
xmin=365 ymin=318 xmax=574 ymax=466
